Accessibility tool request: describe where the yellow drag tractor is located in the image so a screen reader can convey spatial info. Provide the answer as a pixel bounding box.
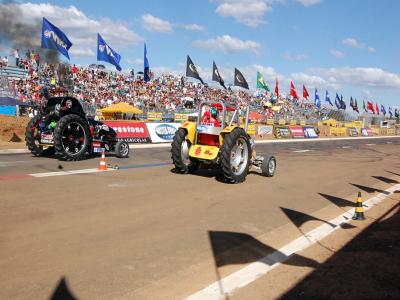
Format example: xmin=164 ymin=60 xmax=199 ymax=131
xmin=171 ymin=101 xmax=276 ymax=183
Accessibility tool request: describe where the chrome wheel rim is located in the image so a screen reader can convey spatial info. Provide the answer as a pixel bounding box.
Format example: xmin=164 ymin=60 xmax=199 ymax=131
xmin=230 ymin=137 xmax=248 ymax=175
xmin=120 ymin=142 xmax=129 ymax=156
xmin=181 ymin=139 xmax=191 ymax=166
xmin=268 ymin=158 xmax=276 ymax=174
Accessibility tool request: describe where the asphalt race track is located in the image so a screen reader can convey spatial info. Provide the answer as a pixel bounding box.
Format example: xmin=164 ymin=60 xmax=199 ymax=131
xmin=1 ymin=137 xmax=400 ymax=299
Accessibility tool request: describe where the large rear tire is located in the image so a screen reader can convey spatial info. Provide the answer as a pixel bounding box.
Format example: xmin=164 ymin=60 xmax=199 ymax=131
xmin=171 ymin=128 xmax=199 ymax=174
xmin=220 ymin=128 xmax=251 ymax=183
xmin=53 ymin=114 xmax=91 ymax=161
xmin=25 ymin=115 xmax=55 ymax=156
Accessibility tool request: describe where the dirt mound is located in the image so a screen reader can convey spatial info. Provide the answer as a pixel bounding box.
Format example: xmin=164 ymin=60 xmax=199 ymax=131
xmin=0 ymin=115 xmax=29 ymax=144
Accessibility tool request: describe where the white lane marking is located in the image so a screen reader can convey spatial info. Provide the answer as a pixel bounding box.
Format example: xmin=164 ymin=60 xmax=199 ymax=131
xmin=0 ymin=160 xmax=27 ymax=167
xmin=186 ymin=184 xmax=400 ymax=300
xmin=1 ymin=136 xmax=399 ymax=154
xmin=130 ymin=136 xmax=400 ymax=149
xmin=30 ymin=168 xmax=114 ymax=178
xmin=293 ymin=149 xmax=313 ymax=153
xmin=342 ymin=146 xmax=352 ymax=149
xmin=366 ymin=143 xmax=376 ymax=146
xmin=386 ymin=141 xmax=393 ymax=144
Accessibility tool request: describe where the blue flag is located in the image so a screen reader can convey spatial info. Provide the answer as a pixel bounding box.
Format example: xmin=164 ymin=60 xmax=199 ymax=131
xmin=381 ymin=104 xmax=386 ymax=115
xmin=325 ymin=90 xmax=333 ymax=106
xmin=389 ymin=107 xmax=393 ymax=118
xmin=144 ymin=43 xmax=150 ymax=82
xmin=340 ymin=94 xmax=346 ymax=110
xmin=41 ymin=18 xmax=72 ymax=60
xmin=314 ymin=88 xmax=321 ymax=109
xmin=97 ymin=34 xmax=122 ymax=71
xmin=335 ymin=93 xmax=341 ymax=109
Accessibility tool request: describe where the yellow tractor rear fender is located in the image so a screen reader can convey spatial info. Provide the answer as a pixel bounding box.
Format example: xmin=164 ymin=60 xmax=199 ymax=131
xmin=180 ymin=121 xmax=196 ymax=144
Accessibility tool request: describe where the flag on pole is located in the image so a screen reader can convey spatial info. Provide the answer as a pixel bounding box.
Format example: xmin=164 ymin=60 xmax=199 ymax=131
xmin=325 ymin=90 xmax=333 ymax=106
xmin=363 ymin=100 xmax=367 ymax=112
xmin=314 ymin=88 xmax=321 ymax=109
xmin=41 ymin=18 xmax=72 ymax=60
xmin=389 ymin=107 xmax=393 ymax=118
xmin=275 ymin=79 xmax=279 ymax=98
xmin=340 ymin=95 xmax=346 ymax=110
xmin=256 ymin=72 xmax=270 ymax=91
xmin=186 ymin=55 xmax=204 ymax=84
xmin=350 ymin=96 xmax=354 ymax=109
xmin=376 ymin=103 xmax=379 ymax=115
xmin=354 ymin=98 xmax=359 ymax=113
xmin=290 ymin=81 xmax=299 ymax=100
xmin=335 ymin=93 xmax=341 ymax=109
xmin=212 ymin=61 xmax=226 ymax=89
xmin=381 ymin=104 xmax=386 ymax=115
xmin=234 ymin=68 xmax=249 ymax=89
xmin=97 ymin=34 xmax=122 ymax=71
xmin=303 ymin=85 xmax=309 ymax=99
xmin=367 ymin=101 xmax=375 ymax=114
xmin=144 ymin=43 xmax=150 ymax=82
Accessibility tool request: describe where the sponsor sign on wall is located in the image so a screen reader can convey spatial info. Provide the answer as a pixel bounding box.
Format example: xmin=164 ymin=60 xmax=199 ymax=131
xmin=257 ymin=125 xmax=273 ymax=136
xmin=174 ymin=113 xmax=188 ymax=122
xmin=289 ymin=126 xmax=305 ymax=138
xmin=274 ymin=126 xmax=292 ymax=139
xmin=348 ymin=127 xmax=358 ymax=137
xmin=303 ymin=126 xmax=318 ymax=138
xmin=102 ymin=121 xmax=151 ymax=143
xmin=146 ymin=123 xmax=181 ymax=143
xmin=361 ymin=127 xmax=373 ymax=137
xmin=147 ymin=112 xmax=163 ymax=121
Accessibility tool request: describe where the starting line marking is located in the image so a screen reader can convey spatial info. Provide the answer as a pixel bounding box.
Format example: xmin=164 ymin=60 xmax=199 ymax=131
xmin=292 ymin=149 xmax=313 ymax=153
xmin=185 ymin=184 xmax=400 ymax=300
xmin=30 ymin=168 xmax=111 ymax=178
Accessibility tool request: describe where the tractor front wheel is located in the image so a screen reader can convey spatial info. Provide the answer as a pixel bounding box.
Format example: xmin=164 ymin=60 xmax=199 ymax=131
xmin=171 ymin=128 xmax=199 ymax=174
xmin=220 ymin=128 xmax=251 ymax=183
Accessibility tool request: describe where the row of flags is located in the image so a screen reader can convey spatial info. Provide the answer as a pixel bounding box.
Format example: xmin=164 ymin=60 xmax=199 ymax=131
xmin=187 ymin=54 xmax=393 ymax=116
xmin=41 ymin=17 xmax=394 ymax=116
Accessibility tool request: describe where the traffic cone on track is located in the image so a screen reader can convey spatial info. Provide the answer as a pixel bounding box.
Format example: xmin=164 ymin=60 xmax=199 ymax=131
xmin=98 ymin=150 xmax=108 ymax=171
xmin=352 ymin=192 xmax=365 ymax=220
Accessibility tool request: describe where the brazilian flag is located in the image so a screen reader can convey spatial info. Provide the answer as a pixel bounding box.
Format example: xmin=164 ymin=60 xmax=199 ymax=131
xmin=256 ymin=72 xmax=270 ymax=92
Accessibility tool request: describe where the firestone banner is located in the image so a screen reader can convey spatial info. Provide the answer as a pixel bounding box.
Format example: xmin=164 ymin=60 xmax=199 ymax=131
xmin=102 ymin=121 xmax=151 ymax=143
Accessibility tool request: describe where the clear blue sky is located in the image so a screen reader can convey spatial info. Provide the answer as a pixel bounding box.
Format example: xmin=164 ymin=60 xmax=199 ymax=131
xmin=2 ymin=0 xmax=400 ymax=107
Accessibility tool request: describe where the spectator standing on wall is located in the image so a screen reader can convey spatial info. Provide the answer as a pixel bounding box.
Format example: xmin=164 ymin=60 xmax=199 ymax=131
xmin=13 ymin=49 xmax=20 ymax=67
xmin=34 ymin=52 xmax=40 ymax=71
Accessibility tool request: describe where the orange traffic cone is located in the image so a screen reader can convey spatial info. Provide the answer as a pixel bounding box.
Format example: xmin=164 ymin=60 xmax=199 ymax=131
xmin=98 ymin=150 xmax=108 ymax=171
xmin=352 ymin=192 xmax=365 ymax=220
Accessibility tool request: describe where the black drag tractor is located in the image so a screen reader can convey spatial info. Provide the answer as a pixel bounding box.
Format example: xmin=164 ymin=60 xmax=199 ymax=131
xmin=25 ymin=89 xmax=130 ymax=160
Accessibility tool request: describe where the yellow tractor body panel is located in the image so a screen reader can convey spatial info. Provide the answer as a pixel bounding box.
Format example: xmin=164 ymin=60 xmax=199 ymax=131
xmin=189 ymin=144 xmax=219 ymax=160
xmin=180 ymin=121 xmax=197 ymax=144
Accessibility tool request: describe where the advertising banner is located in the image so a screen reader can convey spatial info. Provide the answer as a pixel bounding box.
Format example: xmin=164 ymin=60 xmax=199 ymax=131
xmin=174 ymin=113 xmax=188 ymax=122
xmin=146 ymin=122 xmax=181 ymax=143
xmin=102 ymin=121 xmax=151 ymax=143
xmin=361 ymin=127 xmax=373 ymax=137
xmin=147 ymin=112 xmax=163 ymax=121
xmin=348 ymin=127 xmax=358 ymax=137
xmin=274 ymin=126 xmax=292 ymax=139
xmin=303 ymin=126 xmax=318 ymax=138
xmin=257 ymin=125 xmax=273 ymax=136
xmin=289 ymin=126 xmax=305 ymax=138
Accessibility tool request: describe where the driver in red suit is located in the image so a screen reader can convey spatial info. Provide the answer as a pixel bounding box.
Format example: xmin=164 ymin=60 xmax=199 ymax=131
xmin=201 ymin=107 xmax=220 ymax=127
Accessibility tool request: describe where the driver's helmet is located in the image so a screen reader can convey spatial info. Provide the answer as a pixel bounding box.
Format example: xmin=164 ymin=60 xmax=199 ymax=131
xmin=210 ymin=107 xmax=218 ymax=119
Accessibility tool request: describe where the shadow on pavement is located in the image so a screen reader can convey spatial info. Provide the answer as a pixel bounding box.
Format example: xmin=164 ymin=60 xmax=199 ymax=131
xmin=372 ymin=175 xmax=399 ymax=184
xmin=280 ymin=203 xmax=400 ymax=300
xmin=386 ymin=170 xmax=400 ymax=177
xmin=350 ymin=183 xmax=390 ymax=195
xmin=49 ymin=277 xmax=78 ymax=300
xmin=318 ymin=193 xmax=355 ymax=208
xmin=208 ymin=231 xmax=320 ymax=299
xmin=280 ymin=207 xmax=336 ymax=229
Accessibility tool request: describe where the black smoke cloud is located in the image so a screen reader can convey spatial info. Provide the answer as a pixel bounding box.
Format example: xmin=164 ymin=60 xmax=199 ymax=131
xmin=0 ymin=1 xmax=60 ymax=64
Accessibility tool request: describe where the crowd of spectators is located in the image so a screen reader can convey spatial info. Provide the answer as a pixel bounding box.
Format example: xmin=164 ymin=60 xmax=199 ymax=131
xmin=2 ymin=50 xmax=320 ymax=120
